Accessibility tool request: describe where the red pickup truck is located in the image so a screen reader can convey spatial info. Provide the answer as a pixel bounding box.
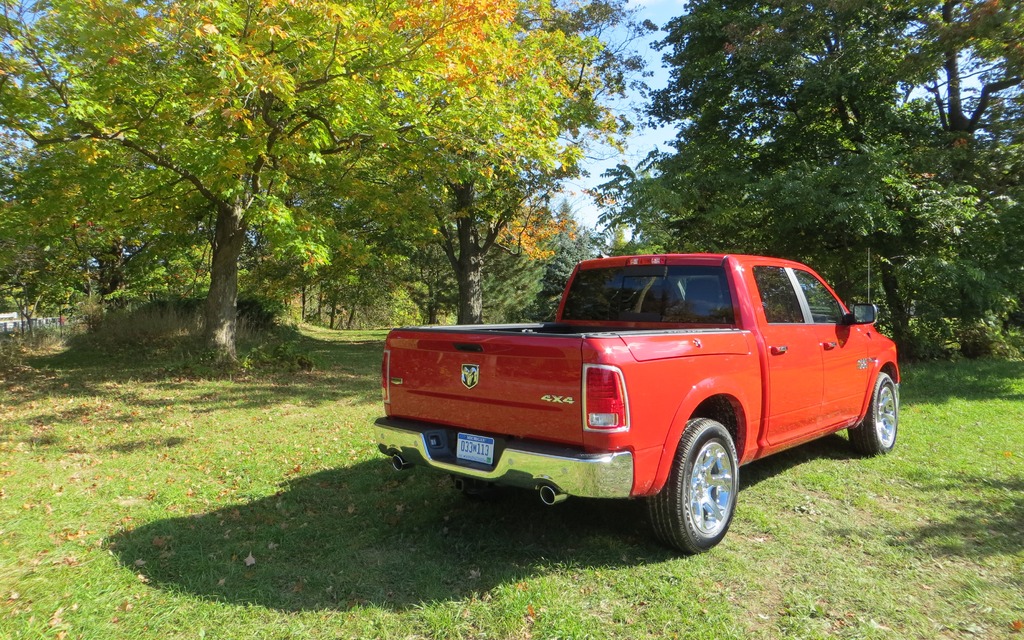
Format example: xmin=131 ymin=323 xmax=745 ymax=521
xmin=375 ymin=254 xmax=899 ymax=553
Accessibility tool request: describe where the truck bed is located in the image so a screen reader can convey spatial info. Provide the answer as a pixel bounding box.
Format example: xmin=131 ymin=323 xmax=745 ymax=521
xmin=382 ymin=323 xmax=751 ymax=447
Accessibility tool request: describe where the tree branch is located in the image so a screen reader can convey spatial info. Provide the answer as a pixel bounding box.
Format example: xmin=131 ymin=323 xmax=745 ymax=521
xmin=967 ymin=76 xmax=1023 ymax=132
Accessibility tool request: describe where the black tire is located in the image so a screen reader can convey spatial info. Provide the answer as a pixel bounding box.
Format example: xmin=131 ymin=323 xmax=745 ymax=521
xmin=848 ymin=372 xmax=899 ymax=456
xmin=647 ymin=418 xmax=739 ymax=554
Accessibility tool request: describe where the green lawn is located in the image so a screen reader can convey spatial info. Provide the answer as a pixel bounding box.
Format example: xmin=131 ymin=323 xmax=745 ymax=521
xmin=1 ymin=327 xmax=1022 ymax=639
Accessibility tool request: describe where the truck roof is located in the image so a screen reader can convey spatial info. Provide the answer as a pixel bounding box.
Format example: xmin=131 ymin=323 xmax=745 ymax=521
xmin=576 ymin=254 xmax=811 ymax=270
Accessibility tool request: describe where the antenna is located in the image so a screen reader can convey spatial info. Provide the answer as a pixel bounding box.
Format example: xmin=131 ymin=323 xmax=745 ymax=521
xmin=867 ymin=248 xmax=872 ymax=304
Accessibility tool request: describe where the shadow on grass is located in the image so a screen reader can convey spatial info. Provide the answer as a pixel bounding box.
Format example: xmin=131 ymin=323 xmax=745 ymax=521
xmin=893 ymin=475 xmax=1024 ymax=563
xmin=739 ymin=434 xmax=859 ymax=491
xmin=107 ymin=461 xmax=672 ymax=612
xmin=4 ymin=332 xmax=385 ymax=438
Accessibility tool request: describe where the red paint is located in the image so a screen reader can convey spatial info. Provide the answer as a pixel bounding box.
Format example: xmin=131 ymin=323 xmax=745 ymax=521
xmin=382 ymin=254 xmax=899 ymax=497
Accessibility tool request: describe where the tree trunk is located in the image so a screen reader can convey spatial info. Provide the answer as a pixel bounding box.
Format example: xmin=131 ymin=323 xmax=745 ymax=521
xmin=456 ymin=246 xmax=484 ymax=324
xmin=205 ymin=203 xmax=246 ymax=362
xmin=427 ymin=283 xmax=439 ymax=325
xmin=453 ymin=183 xmax=485 ymax=325
xmin=879 ymin=259 xmax=913 ymax=358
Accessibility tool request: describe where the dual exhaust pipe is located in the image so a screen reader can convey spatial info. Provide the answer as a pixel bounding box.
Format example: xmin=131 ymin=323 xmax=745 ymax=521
xmin=391 ymin=453 xmax=412 ymax=471
xmin=389 ymin=451 xmax=566 ymax=506
xmin=537 ymin=484 xmax=568 ymax=506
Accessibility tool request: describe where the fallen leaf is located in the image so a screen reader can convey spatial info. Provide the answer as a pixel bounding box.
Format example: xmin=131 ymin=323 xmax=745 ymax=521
xmin=267 ymin=542 xmax=278 ymax=550
xmin=1011 ymin=619 xmax=1023 ymax=632
xmin=217 ymin=578 xmax=226 ymax=586
xmin=468 ymin=568 xmax=480 ymax=580
xmin=134 ymin=559 xmax=146 ymax=567
xmin=244 ymin=553 xmax=256 ymax=567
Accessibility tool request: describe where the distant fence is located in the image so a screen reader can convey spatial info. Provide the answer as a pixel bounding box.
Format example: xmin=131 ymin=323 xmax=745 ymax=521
xmin=0 ymin=317 xmax=66 ymax=334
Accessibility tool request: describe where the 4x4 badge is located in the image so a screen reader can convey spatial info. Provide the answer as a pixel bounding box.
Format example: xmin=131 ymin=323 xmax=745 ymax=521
xmin=461 ymin=364 xmax=480 ymax=389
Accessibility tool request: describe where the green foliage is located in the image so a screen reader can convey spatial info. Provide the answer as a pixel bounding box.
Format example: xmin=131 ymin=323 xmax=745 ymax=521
xmin=527 ymin=204 xmax=605 ymax=321
xmin=482 ymin=250 xmax=546 ymax=323
xmin=1 ymin=0 xmax=645 ymax=339
xmin=601 ymin=0 xmax=1024 ymax=359
xmin=240 ymin=338 xmax=315 ymax=374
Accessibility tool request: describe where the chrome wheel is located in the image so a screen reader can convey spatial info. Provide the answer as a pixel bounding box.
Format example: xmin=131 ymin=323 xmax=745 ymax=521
xmin=688 ymin=441 xmax=734 ymax=536
xmin=849 ymin=371 xmax=899 ymax=456
xmin=875 ymin=382 xmax=898 ymax=448
xmin=648 ymin=418 xmax=739 ymax=553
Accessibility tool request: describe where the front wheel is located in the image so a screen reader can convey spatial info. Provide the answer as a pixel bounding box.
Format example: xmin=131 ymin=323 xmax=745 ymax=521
xmin=848 ymin=371 xmax=899 ymax=456
xmin=647 ymin=418 xmax=739 ymax=554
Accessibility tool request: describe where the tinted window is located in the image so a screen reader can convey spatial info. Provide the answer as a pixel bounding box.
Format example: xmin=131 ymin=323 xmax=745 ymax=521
xmin=562 ymin=265 xmax=734 ymax=324
xmin=794 ymin=270 xmax=843 ymax=324
xmin=753 ymin=266 xmax=804 ymax=324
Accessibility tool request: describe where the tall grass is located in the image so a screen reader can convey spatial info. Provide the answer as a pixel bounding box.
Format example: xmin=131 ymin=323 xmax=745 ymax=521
xmin=69 ymin=304 xmax=272 ymax=362
xmin=0 ymin=327 xmax=72 ymax=371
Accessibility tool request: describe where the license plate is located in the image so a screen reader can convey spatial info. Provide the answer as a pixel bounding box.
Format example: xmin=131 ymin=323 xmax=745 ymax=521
xmin=456 ymin=433 xmax=494 ymax=465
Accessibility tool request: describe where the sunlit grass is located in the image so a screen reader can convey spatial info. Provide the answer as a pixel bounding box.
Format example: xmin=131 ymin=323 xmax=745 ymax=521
xmin=1 ymin=331 xmax=1021 ymax=639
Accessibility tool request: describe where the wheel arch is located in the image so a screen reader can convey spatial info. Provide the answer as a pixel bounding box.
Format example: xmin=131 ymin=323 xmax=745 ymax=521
xmin=855 ymin=360 xmax=900 ymax=422
xmin=649 ymin=385 xmax=751 ymax=496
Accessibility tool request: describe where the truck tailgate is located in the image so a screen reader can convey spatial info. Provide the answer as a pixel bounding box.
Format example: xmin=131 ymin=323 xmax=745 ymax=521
xmin=385 ymin=330 xmax=585 ymax=446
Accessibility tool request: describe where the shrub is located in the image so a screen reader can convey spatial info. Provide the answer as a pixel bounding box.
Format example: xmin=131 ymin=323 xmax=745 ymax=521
xmin=958 ymin=321 xmax=1001 ymax=359
xmin=240 ymin=338 xmax=315 ymax=373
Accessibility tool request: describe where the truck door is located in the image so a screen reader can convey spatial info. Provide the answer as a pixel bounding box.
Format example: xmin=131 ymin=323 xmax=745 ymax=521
xmin=791 ymin=269 xmax=872 ymax=428
xmin=751 ymin=266 xmax=825 ymax=447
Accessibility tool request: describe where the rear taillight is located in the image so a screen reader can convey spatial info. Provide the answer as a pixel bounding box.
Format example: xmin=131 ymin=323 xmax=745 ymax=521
xmin=584 ymin=364 xmax=629 ymax=431
xmin=382 ymin=350 xmax=391 ymax=403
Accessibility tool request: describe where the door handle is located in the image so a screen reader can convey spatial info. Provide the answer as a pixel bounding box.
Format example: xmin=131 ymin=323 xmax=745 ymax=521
xmin=822 ymin=341 xmax=838 ymax=351
xmin=770 ymin=345 xmax=788 ymax=355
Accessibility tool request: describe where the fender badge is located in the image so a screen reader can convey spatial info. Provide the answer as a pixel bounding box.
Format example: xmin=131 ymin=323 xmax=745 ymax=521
xmin=461 ymin=364 xmax=480 ymax=389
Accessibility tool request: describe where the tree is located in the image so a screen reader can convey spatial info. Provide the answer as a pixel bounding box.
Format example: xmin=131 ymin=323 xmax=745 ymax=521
xmin=1 ymin=0 xmax=526 ymax=359
xmin=527 ymin=201 xmax=603 ymax=320
xmin=418 ymin=0 xmax=651 ymax=324
xmin=603 ymin=0 xmax=1023 ymax=357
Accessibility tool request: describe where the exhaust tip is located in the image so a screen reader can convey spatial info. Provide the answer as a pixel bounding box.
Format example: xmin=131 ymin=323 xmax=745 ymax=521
xmin=538 ymin=484 xmax=567 ymax=506
xmin=391 ymin=453 xmax=411 ymax=471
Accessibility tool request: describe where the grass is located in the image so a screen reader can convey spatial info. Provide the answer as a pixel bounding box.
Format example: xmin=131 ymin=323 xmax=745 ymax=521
xmin=1 ymin=327 xmax=1022 ymax=639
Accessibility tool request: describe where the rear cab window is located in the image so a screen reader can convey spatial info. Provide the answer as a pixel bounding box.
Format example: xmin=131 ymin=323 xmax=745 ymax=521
xmin=752 ymin=265 xmax=846 ymax=325
xmin=562 ymin=265 xmax=735 ymax=325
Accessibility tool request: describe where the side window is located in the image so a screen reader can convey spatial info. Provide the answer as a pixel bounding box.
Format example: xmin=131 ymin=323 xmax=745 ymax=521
xmin=794 ymin=270 xmax=843 ymax=324
xmin=753 ymin=266 xmax=804 ymax=324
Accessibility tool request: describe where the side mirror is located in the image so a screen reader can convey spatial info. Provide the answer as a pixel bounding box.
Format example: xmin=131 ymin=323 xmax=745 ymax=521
xmin=844 ymin=303 xmax=877 ymax=325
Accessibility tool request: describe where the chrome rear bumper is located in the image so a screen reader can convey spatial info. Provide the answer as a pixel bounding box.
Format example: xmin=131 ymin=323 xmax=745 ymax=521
xmin=374 ymin=417 xmax=634 ymax=499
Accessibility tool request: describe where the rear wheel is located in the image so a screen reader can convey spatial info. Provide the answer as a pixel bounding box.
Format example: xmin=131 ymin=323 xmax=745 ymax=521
xmin=849 ymin=372 xmax=898 ymax=456
xmin=648 ymin=418 xmax=738 ymax=554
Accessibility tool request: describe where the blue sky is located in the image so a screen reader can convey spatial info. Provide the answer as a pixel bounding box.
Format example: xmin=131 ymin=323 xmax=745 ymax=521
xmin=561 ymin=0 xmax=690 ymax=229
